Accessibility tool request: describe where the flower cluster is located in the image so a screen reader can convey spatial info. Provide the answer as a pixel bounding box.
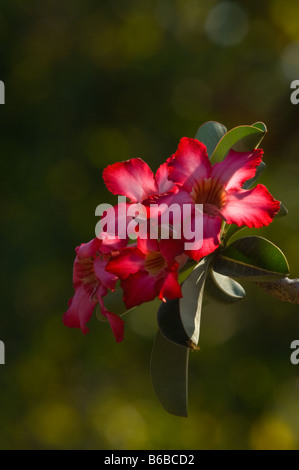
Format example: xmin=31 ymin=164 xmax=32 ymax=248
xmin=63 ymin=137 xmax=280 ymax=342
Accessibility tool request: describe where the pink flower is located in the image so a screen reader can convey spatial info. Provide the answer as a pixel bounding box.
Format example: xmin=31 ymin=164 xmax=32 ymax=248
xmin=167 ymin=137 xmax=281 ymax=260
xmin=105 ymin=238 xmax=184 ymax=309
xmin=63 ymin=237 xmax=125 ymax=342
xmin=102 ymin=156 xmax=181 ymax=241
xmin=102 ymin=156 xmax=176 ymax=203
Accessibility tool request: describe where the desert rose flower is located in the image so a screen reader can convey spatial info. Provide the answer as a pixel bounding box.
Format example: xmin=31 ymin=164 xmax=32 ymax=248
xmin=166 ymin=137 xmax=281 ymax=260
xmin=63 ymin=237 xmax=125 ymax=342
xmin=105 ymin=238 xmax=184 ymax=309
xmin=102 ymin=155 xmax=183 ymax=242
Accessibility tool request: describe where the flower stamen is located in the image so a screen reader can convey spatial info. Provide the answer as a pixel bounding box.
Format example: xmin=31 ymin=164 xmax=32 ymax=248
xmin=77 ymin=257 xmax=97 ymax=285
xmin=191 ymin=177 xmax=227 ymax=217
xmin=145 ymin=251 xmax=167 ymax=276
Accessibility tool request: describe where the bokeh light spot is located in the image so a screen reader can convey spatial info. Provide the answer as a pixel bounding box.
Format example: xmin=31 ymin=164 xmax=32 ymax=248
xmin=27 ymin=402 xmax=80 ymax=448
xmin=280 ymin=41 xmax=299 ymax=81
xmin=204 ymin=2 xmax=249 ymax=46
xmin=270 ymin=0 xmax=299 ymax=41
xmin=250 ymin=416 xmax=296 ymax=450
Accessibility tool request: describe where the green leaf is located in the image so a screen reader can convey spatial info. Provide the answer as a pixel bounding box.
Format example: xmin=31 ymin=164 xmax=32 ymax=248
xmin=252 ymin=122 xmax=267 ymax=133
xmin=179 ymin=256 xmax=211 ymax=346
xmin=211 ymin=124 xmax=266 ymax=164
xmin=232 ymin=123 xmax=267 ymax=152
xmin=213 ymin=236 xmax=290 ymax=281
xmin=275 ymin=202 xmax=288 ymax=219
xmin=222 ymin=224 xmax=246 ymax=243
xmin=242 ymin=161 xmax=267 ymax=189
xmin=178 ymin=259 xmax=197 ymax=284
xmin=204 ymin=268 xmax=246 ymax=304
xmin=150 ymin=330 xmax=189 ymax=417
xmin=194 ymin=121 xmax=227 ymax=158
xmin=157 ymin=298 xmax=190 ymax=348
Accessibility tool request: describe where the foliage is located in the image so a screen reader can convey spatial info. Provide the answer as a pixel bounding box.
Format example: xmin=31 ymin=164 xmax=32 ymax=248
xmin=151 ymin=121 xmax=290 ymax=417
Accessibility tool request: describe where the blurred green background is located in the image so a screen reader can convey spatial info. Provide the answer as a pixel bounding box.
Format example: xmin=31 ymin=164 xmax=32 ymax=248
xmin=1 ymin=0 xmax=299 ymax=450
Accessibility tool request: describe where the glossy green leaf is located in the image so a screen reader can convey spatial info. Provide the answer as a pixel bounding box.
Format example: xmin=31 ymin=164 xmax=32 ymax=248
xmin=211 ymin=124 xmax=266 ymax=164
xmin=222 ymin=224 xmax=246 ymax=243
xmin=150 ymin=330 xmax=189 ymax=417
xmin=213 ymin=236 xmax=290 ymax=281
xmin=178 ymin=259 xmax=197 ymax=284
xmin=242 ymin=161 xmax=267 ymax=189
xmin=204 ymin=268 xmax=246 ymax=304
xmin=275 ymin=202 xmax=288 ymax=218
xmin=179 ymin=256 xmax=211 ymax=346
xmin=232 ymin=123 xmax=267 ymax=152
xmin=194 ymin=121 xmax=227 ymax=158
xmin=157 ymin=298 xmax=190 ymax=348
xmin=252 ymin=121 xmax=267 ymax=133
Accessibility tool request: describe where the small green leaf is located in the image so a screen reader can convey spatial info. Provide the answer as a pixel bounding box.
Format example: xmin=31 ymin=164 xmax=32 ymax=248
xmin=179 ymin=256 xmax=211 ymax=346
xmin=252 ymin=122 xmax=267 ymax=133
xmin=178 ymin=259 xmax=197 ymax=284
xmin=150 ymin=330 xmax=189 ymax=417
xmin=233 ymin=123 xmax=267 ymax=152
xmin=194 ymin=121 xmax=227 ymax=158
xmin=275 ymin=202 xmax=288 ymax=219
xmin=222 ymin=224 xmax=246 ymax=243
xmin=242 ymin=161 xmax=267 ymax=189
xmin=213 ymin=236 xmax=290 ymax=281
xmin=211 ymin=124 xmax=266 ymax=163
xmin=157 ymin=298 xmax=190 ymax=348
xmin=204 ymin=268 xmax=246 ymax=304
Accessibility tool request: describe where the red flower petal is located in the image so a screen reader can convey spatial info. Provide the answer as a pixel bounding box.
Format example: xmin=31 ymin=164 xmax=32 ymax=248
xmin=102 ymin=309 xmax=125 ymax=343
xmin=97 ymin=292 xmax=125 ymax=342
xmin=211 ymin=148 xmax=263 ymax=191
xmin=97 ymin=203 xmax=132 ymax=249
xmin=155 ymin=157 xmax=175 ymax=194
xmin=76 ymin=238 xmax=102 ymax=258
xmin=63 ymin=284 xmax=96 ymax=334
xmin=158 ymin=271 xmax=182 ymax=301
xmin=121 ymin=271 xmax=158 ymax=309
xmin=137 ymin=237 xmax=159 ymax=255
xmin=168 ymin=137 xmax=211 ymax=191
xmin=159 ymin=238 xmax=184 ymax=265
xmin=103 ymin=158 xmax=158 ymax=202
xmin=76 ymin=232 xmax=127 ymax=258
xmin=93 ymin=257 xmax=118 ymax=290
xmin=147 ymin=187 xmax=192 ymax=237
xmin=221 ymin=184 xmax=280 ymax=227
xmin=105 ymin=248 xmax=145 ymax=279
xmin=185 ymin=214 xmax=221 ymax=261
